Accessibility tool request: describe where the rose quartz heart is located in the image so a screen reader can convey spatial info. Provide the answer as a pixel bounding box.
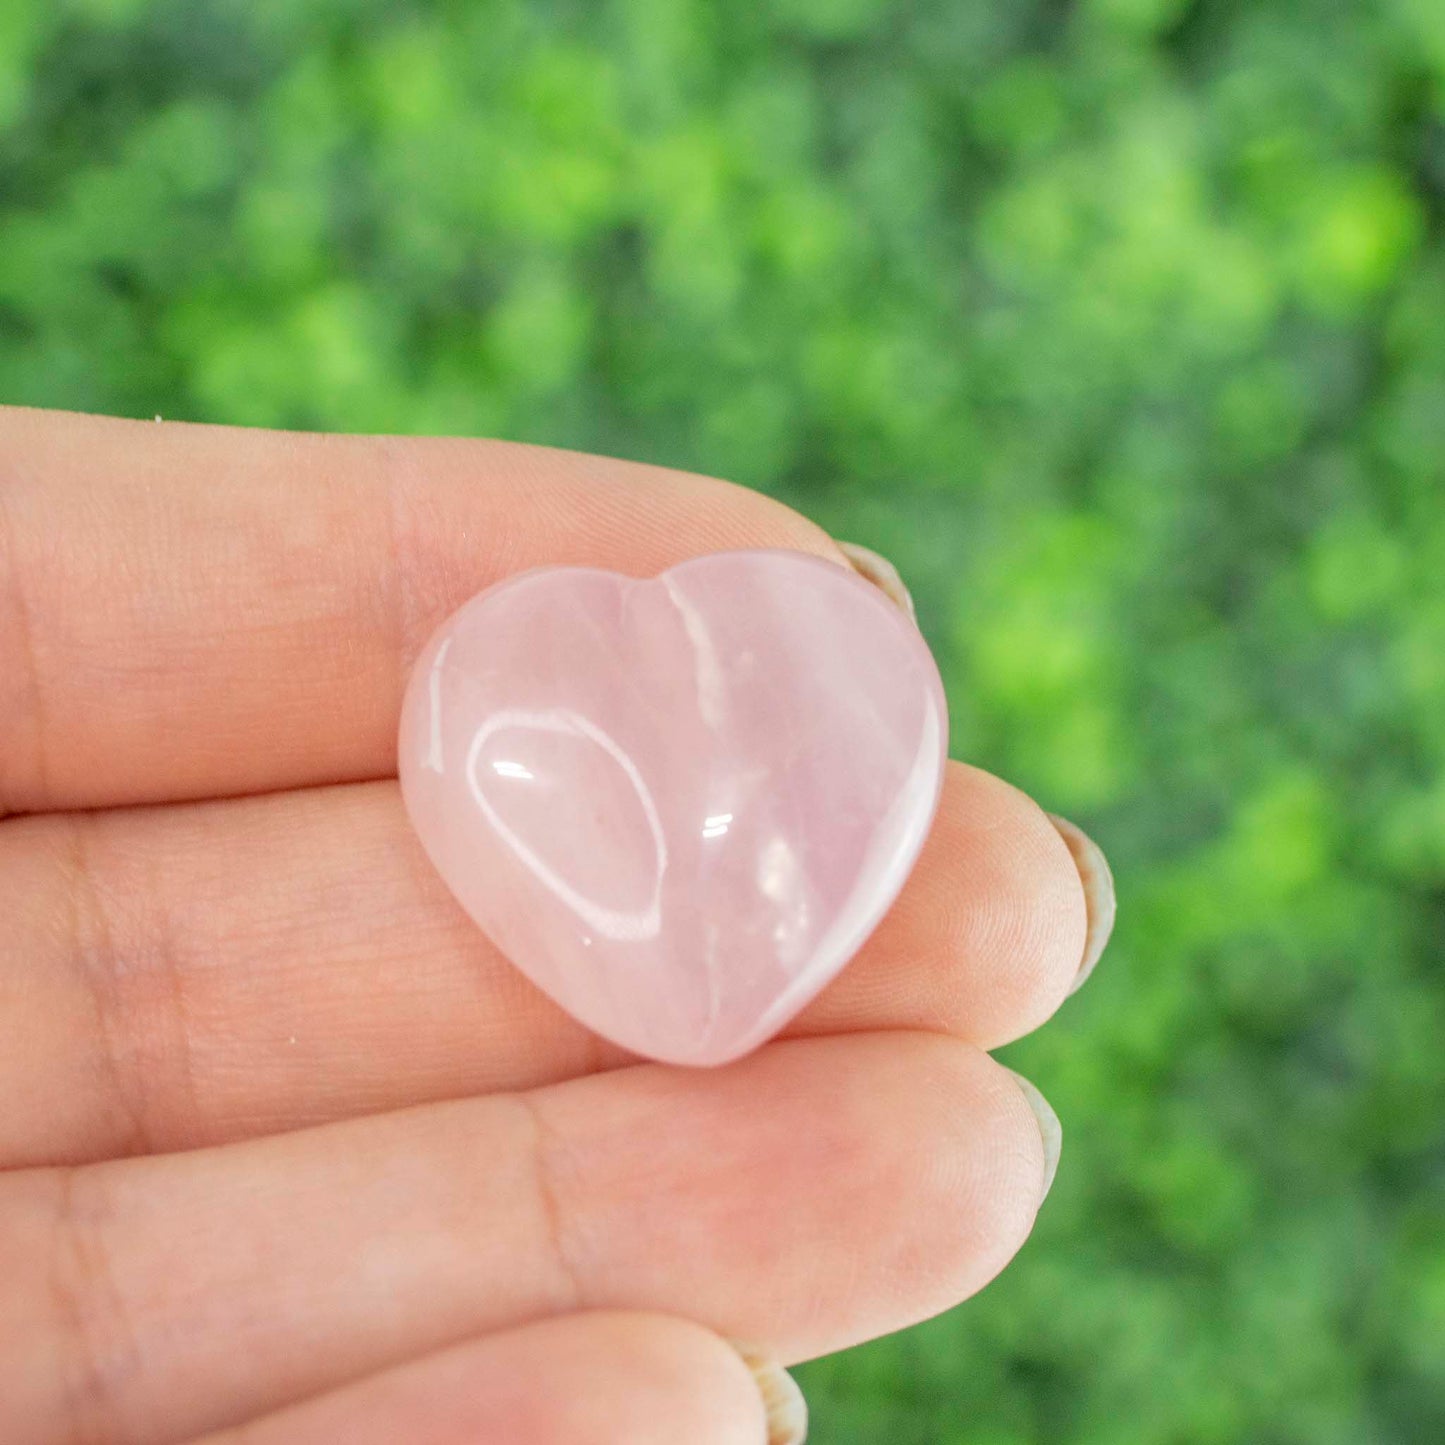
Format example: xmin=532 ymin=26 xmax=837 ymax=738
xmin=398 ymin=549 xmax=947 ymax=1066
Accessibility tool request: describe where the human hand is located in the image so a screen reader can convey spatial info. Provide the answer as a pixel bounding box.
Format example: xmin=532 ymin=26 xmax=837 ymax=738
xmin=0 ymin=407 xmax=1109 ymax=1444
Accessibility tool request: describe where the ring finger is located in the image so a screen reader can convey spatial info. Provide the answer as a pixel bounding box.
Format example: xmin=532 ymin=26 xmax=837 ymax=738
xmin=2 ymin=1032 xmax=1051 ymax=1445
xmin=0 ymin=764 xmax=1087 ymax=1168
xmin=189 ymin=1314 xmax=786 ymax=1445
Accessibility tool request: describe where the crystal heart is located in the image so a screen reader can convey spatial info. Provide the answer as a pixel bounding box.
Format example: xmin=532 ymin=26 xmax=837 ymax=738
xmin=398 ymin=548 xmax=948 ymax=1066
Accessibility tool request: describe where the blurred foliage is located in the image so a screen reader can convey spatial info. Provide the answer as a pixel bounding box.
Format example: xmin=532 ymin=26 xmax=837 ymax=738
xmin=2 ymin=0 xmax=1443 ymax=1439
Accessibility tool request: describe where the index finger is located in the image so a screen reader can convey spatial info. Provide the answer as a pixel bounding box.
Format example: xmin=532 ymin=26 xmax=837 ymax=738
xmin=0 ymin=407 xmax=839 ymax=813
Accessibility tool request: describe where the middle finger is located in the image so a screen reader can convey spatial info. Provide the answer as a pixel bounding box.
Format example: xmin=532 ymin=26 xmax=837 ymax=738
xmin=0 ymin=763 xmax=1084 ymax=1169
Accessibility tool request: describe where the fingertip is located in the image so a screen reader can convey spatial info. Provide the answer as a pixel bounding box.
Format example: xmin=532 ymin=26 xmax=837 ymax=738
xmin=580 ymin=1313 xmax=771 ymax=1445
xmin=833 ymin=764 xmax=1088 ymax=1050
xmin=883 ymin=1037 xmax=1055 ymax=1308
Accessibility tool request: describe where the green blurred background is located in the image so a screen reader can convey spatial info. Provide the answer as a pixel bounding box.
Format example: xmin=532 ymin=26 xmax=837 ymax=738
xmin=2 ymin=0 xmax=1443 ymax=1439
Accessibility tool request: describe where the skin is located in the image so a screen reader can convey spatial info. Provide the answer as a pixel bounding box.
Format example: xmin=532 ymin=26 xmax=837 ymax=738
xmin=0 ymin=406 xmax=1088 ymax=1445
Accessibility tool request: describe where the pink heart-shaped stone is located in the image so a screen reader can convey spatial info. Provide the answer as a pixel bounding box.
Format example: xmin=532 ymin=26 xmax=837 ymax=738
xmin=398 ymin=549 xmax=948 ymax=1066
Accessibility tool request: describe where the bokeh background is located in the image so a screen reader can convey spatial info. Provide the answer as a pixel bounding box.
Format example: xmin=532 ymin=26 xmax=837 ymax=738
xmin=3 ymin=1 xmax=1443 ymax=1439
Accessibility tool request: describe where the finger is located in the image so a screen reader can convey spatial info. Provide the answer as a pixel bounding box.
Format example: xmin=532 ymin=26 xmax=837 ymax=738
xmin=2 ymin=1033 xmax=1049 ymax=1445
xmin=0 ymin=406 xmax=838 ymax=814
xmin=0 ymin=762 xmax=1084 ymax=1167
xmin=189 ymin=1314 xmax=772 ymax=1445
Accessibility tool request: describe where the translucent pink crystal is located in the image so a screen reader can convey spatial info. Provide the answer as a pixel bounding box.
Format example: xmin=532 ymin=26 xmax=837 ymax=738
xmin=398 ymin=549 xmax=948 ymax=1066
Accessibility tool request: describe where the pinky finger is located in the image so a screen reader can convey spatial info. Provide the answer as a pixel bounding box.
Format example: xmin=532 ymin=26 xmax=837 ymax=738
xmin=187 ymin=1312 xmax=801 ymax=1445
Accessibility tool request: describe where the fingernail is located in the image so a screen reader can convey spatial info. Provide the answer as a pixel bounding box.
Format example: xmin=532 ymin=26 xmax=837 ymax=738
xmin=1047 ymin=813 xmax=1116 ymax=995
xmin=838 ymin=541 xmax=917 ymax=621
xmin=1004 ymin=1069 xmax=1062 ymax=1203
xmin=730 ymin=1344 xmax=809 ymax=1445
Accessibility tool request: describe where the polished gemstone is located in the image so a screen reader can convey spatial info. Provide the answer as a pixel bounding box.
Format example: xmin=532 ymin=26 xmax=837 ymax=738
xmin=398 ymin=549 xmax=948 ymax=1066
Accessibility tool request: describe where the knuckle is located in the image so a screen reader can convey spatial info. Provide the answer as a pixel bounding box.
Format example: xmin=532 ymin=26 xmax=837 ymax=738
xmin=44 ymin=1168 xmax=140 ymax=1445
xmin=62 ymin=816 xmax=193 ymax=1159
xmin=0 ymin=482 xmax=45 ymax=816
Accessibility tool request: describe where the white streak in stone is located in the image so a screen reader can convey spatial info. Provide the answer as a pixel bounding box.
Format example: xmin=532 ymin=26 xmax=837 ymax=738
xmin=662 ymin=574 xmax=727 ymax=729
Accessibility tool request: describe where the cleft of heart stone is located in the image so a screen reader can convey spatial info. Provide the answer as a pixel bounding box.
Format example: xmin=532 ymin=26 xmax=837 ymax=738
xmin=398 ymin=548 xmax=948 ymax=1066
